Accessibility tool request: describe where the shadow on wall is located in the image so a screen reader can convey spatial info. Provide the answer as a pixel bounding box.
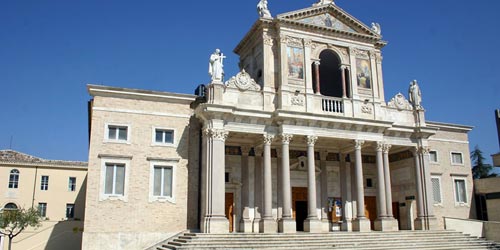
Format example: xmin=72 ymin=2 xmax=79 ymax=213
xmin=43 ymin=175 xmax=87 ymax=250
xmin=185 ymin=116 xmax=201 ymax=230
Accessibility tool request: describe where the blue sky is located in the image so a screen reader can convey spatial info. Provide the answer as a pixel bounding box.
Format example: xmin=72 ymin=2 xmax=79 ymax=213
xmin=0 ymin=0 xmax=499 ymax=167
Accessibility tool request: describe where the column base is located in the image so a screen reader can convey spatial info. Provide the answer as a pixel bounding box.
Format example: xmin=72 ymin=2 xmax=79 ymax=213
xmin=374 ymin=217 xmax=399 ymax=231
xmin=341 ymin=220 xmax=353 ymax=232
xmin=201 ymin=216 xmax=229 ymax=233
xmin=239 ymin=219 xmax=253 ymax=233
xmin=353 ymin=218 xmax=371 ymax=232
xmin=259 ymin=218 xmax=277 ymax=233
xmin=414 ymin=216 xmax=440 ymax=230
xmin=304 ymin=218 xmax=325 ymax=233
xmin=278 ymin=218 xmax=296 ymax=233
xmin=252 ymin=218 xmax=260 ymax=233
xmin=321 ymin=219 xmax=331 ymax=232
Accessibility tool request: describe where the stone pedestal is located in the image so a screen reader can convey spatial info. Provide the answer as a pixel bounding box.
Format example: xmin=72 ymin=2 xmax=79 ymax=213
xmin=342 ymin=220 xmax=353 ymax=232
xmin=202 ymin=216 xmax=229 ymax=234
xmin=240 ymin=219 xmax=253 ymax=233
xmin=321 ymin=219 xmax=331 ymax=232
xmin=353 ymin=218 xmax=371 ymax=232
xmin=259 ymin=219 xmax=277 ymax=233
xmin=304 ymin=219 xmax=324 ymax=233
xmin=278 ymin=218 xmax=296 ymax=233
xmin=374 ymin=218 xmax=399 ymax=231
xmin=414 ymin=216 xmax=439 ymax=230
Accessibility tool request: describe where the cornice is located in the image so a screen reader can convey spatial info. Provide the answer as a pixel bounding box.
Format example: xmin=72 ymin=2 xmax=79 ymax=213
xmin=87 ymin=84 xmax=196 ymax=104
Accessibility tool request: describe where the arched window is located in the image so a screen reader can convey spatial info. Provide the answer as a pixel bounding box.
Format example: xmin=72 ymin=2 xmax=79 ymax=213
xmin=316 ymin=50 xmax=343 ymax=98
xmin=8 ymin=169 xmax=19 ymax=189
xmin=4 ymin=203 xmax=18 ymax=210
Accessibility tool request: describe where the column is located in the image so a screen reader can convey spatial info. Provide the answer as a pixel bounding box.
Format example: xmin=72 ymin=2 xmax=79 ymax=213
xmin=413 ymin=147 xmax=426 ymax=230
xmin=340 ymin=65 xmax=347 ymax=98
xmin=201 ymin=128 xmax=229 ymax=233
xmin=259 ymin=134 xmax=277 ymax=233
xmin=278 ymin=134 xmax=296 ymax=233
xmin=375 ymin=142 xmax=387 ymax=220
xmin=383 ymin=144 xmax=393 ymax=218
xmin=353 ymin=140 xmax=370 ymax=232
xmin=320 ymin=151 xmax=330 ymax=231
xmin=420 ymin=146 xmax=439 ymax=230
xmin=340 ymin=153 xmax=353 ymax=231
xmin=253 ymin=148 xmax=263 ymax=233
xmin=240 ymin=146 xmax=253 ymax=232
xmin=304 ymin=136 xmax=323 ymax=232
xmin=314 ymin=61 xmax=321 ymax=94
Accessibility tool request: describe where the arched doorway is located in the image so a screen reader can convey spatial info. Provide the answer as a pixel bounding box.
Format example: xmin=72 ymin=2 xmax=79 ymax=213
xmin=316 ymin=50 xmax=343 ymax=97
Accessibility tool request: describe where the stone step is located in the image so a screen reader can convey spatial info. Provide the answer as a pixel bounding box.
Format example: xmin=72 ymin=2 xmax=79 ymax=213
xmin=180 ymin=234 xmax=469 ymax=241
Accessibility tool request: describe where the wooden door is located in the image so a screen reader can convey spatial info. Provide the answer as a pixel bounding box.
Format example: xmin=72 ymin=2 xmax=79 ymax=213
xmin=364 ymin=196 xmax=377 ymax=230
xmin=292 ymin=187 xmax=308 ymax=231
xmin=225 ymin=193 xmax=234 ymax=233
xmin=392 ymin=202 xmax=401 ymax=230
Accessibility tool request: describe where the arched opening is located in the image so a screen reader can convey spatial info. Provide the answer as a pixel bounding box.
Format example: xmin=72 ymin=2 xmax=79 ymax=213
xmin=317 ymin=50 xmax=343 ymax=97
xmin=4 ymin=203 xmax=18 ymax=210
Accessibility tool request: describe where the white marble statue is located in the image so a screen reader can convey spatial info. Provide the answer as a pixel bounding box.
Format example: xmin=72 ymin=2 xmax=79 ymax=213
xmin=257 ymin=0 xmax=272 ymax=18
xmin=314 ymin=0 xmax=334 ymax=6
xmin=408 ymin=80 xmax=422 ymax=110
xmin=208 ymin=49 xmax=225 ymax=82
xmin=371 ymin=22 xmax=382 ymax=35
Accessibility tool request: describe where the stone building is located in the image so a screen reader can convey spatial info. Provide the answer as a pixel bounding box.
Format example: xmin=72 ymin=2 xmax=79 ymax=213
xmin=0 ymin=150 xmax=87 ymax=250
xmin=83 ymin=1 xmax=475 ymax=249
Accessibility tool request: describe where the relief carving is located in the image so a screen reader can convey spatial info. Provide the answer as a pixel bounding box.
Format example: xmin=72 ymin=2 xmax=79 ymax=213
xmin=387 ymin=93 xmax=412 ymax=111
xmin=225 ymin=69 xmax=261 ymax=91
xmin=361 ymin=105 xmax=373 ymax=114
xmin=291 ymin=96 xmax=305 ymax=106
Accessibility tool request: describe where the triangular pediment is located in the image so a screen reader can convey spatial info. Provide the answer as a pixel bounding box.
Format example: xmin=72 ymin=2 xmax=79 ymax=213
xmin=277 ymin=4 xmax=380 ymax=38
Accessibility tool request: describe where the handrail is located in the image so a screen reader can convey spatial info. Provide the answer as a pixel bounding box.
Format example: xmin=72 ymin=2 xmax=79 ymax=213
xmin=321 ymin=97 xmax=344 ymax=113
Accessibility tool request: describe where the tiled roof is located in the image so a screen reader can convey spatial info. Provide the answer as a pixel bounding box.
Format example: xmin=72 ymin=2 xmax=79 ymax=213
xmin=0 ymin=150 xmax=87 ymax=167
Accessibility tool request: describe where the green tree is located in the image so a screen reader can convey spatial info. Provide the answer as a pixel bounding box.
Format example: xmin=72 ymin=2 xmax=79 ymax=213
xmin=471 ymin=145 xmax=497 ymax=179
xmin=0 ymin=207 xmax=42 ymax=250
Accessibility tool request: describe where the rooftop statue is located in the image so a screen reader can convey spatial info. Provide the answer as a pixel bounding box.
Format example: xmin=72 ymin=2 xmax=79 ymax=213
xmin=408 ymin=80 xmax=423 ymax=110
xmin=257 ymin=0 xmax=272 ymax=18
xmin=371 ymin=22 xmax=382 ymax=35
xmin=314 ymin=0 xmax=335 ymax=6
xmin=208 ymin=49 xmax=225 ymax=83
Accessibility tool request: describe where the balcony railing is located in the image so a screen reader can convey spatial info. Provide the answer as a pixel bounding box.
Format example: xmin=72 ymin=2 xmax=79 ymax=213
xmin=322 ymin=97 xmax=344 ymax=114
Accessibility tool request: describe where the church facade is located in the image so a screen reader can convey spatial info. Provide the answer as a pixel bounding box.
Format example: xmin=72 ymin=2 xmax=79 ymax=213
xmin=83 ymin=2 xmax=474 ymax=249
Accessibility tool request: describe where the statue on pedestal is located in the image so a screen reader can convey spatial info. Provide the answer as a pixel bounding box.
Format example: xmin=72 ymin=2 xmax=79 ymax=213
xmin=257 ymin=0 xmax=272 ymax=18
xmin=408 ymin=80 xmax=423 ymax=110
xmin=208 ymin=49 xmax=225 ymax=83
xmin=314 ymin=0 xmax=335 ymax=6
xmin=371 ymin=22 xmax=382 ymax=35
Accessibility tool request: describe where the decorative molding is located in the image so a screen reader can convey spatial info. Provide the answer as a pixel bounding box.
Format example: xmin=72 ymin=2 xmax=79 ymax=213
xmin=351 ymin=48 xmax=369 ymax=59
xmin=303 ymin=39 xmax=312 ymax=48
xmin=281 ymin=134 xmax=293 ymax=144
xmin=225 ymin=69 xmax=261 ymax=91
xmin=354 ymin=140 xmax=365 ymax=149
xmin=204 ymin=128 xmax=229 ymax=141
xmin=291 ymin=96 xmax=305 ymax=106
xmin=263 ymin=134 xmax=275 ymax=144
xmin=387 ymin=93 xmax=412 ymax=111
xmin=375 ymin=53 xmax=383 ymax=63
xmin=286 ymin=36 xmax=303 ymax=47
xmin=361 ymin=105 xmax=373 ymax=114
xmin=263 ymin=34 xmax=274 ymax=46
xmin=306 ymin=135 xmax=318 ymax=146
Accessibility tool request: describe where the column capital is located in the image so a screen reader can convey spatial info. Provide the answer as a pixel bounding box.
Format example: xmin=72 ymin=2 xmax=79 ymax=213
xmin=354 ymin=140 xmax=365 ymax=150
xmin=281 ymin=134 xmax=293 ymax=145
xmin=313 ymin=61 xmax=321 ymax=66
xmin=419 ymin=146 xmax=431 ymax=155
xmin=306 ymin=135 xmax=318 ymax=146
xmin=263 ymin=134 xmax=275 ymax=145
xmin=320 ymin=150 xmax=329 ymax=161
xmin=340 ymin=65 xmax=347 ymax=70
xmin=240 ymin=146 xmax=252 ymax=156
xmin=204 ymin=128 xmax=229 ymax=142
xmin=376 ymin=142 xmax=384 ymax=152
xmin=275 ymin=148 xmax=282 ymax=158
xmin=254 ymin=147 xmax=263 ymax=156
xmin=383 ymin=144 xmax=392 ymax=153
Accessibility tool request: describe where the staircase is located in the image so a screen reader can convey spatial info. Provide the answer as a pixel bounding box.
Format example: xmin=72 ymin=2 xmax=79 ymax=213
xmin=154 ymin=231 xmax=500 ymax=250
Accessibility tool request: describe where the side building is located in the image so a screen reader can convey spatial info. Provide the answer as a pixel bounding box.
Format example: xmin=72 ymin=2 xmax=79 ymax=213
xmin=0 ymin=150 xmax=87 ymax=250
xmin=83 ymin=2 xmax=475 ymax=250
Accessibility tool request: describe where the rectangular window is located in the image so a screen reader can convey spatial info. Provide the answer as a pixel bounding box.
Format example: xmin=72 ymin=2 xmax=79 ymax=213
xmin=153 ymin=166 xmax=173 ymax=197
xmin=107 ymin=125 xmax=128 ymax=141
xmin=454 ymin=179 xmax=467 ymax=203
xmin=431 ymin=177 xmax=442 ymax=204
xmin=429 ymin=151 xmax=438 ymax=163
xmin=66 ymin=204 xmax=75 ymax=219
xmin=154 ymin=128 xmax=174 ymax=144
xmin=451 ymin=152 xmax=464 ymax=165
xmin=68 ymin=177 xmax=76 ymax=192
xmin=38 ymin=203 xmax=47 ymax=217
xmin=105 ymin=163 xmax=125 ymax=195
xmin=8 ymin=170 xmax=19 ymax=189
xmin=41 ymin=176 xmax=49 ymax=191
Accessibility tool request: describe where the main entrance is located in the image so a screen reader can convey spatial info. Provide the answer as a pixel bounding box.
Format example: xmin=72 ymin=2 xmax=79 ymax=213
xmin=225 ymin=193 xmax=234 ymax=233
xmin=292 ymin=187 xmax=308 ymax=231
xmin=365 ymin=196 xmax=377 ymax=230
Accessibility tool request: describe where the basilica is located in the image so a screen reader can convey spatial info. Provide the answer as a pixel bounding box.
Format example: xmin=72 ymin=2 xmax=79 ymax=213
xmin=83 ymin=1 xmax=474 ymax=249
